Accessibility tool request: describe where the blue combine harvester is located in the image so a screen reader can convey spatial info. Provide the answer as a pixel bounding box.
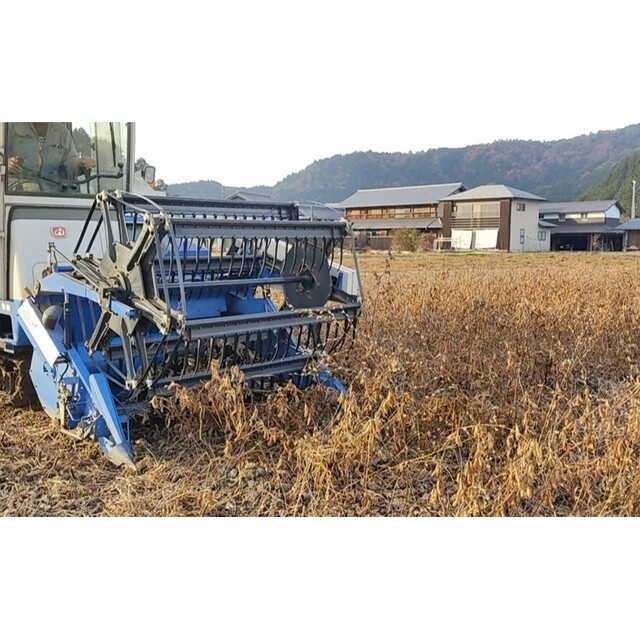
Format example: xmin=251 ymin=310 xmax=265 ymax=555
xmin=0 ymin=122 xmax=362 ymax=467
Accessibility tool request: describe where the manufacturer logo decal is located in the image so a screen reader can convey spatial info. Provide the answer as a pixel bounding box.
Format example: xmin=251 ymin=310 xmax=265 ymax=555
xmin=51 ymin=226 xmax=67 ymax=239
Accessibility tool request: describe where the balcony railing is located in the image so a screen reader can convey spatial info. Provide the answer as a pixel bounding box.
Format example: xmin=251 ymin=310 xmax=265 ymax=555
xmin=347 ymin=208 xmax=437 ymax=220
xmin=451 ymin=217 xmax=500 ymax=230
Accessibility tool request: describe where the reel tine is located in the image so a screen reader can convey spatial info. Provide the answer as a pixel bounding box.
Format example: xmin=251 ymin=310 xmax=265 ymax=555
xmin=310 ymin=238 xmax=318 ymax=271
xmin=194 ymin=236 xmax=201 ymax=276
xmin=271 ymin=238 xmax=280 ymax=275
xmin=231 ymin=333 xmax=240 ymax=367
xmin=290 ymin=240 xmax=298 ymax=279
xmin=218 ymin=234 xmax=225 ymax=279
xmin=238 ymin=237 xmax=247 ymax=277
xmin=265 ymin=329 xmax=277 ymax=362
xmin=319 ymin=237 xmax=329 ymax=271
xmin=226 ymin=238 xmax=236 ymax=278
xmin=249 ymin=237 xmax=258 ymax=277
xmin=294 ymin=324 xmax=305 ymax=354
xmin=195 ymin=338 xmax=202 ymax=374
xmin=259 ymin=237 xmax=268 ymax=275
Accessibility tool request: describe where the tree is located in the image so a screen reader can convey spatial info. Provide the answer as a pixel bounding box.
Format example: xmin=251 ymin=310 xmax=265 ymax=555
xmin=72 ymin=127 xmax=92 ymax=157
xmin=581 ymin=150 xmax=640 ymax=217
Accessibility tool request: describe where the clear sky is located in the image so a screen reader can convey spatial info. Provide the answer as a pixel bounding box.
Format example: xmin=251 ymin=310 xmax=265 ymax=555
xmin=6 ymin=1 xmax=639 ymax=188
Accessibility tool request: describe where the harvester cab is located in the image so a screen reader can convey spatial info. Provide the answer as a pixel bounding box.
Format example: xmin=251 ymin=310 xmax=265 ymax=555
xmin=0 ymin=122 xmax=362 ymax=468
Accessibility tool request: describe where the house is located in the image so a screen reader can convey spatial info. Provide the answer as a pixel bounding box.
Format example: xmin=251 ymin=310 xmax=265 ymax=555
xmin=297 ymin=203 xmax=345 ymax=221
xmin=225 ymin=189 xmax=274 ymax=202
xmin=440 ymin=184 xmax=547 ymax=252
xmin=616 ymin=218 xmax=640 ymax=250
xmin=331 ymin=182 xmax=466 ymax=249
xmin=539 ymin=200 xmax=624 ymax=251
xmin=226 ymin=190 xmax=343 ymax=221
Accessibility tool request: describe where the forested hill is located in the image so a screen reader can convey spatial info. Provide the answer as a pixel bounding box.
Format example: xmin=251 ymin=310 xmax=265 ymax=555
xmin=165 ymin=180 xmax=273 ymax=200
xmin=580 ymin=149 xmax=640 ymax=216
xmin=268 ymin=124 xmax=640 ymax=203
xmin=165 ymin=124 xmax=640 ymax=204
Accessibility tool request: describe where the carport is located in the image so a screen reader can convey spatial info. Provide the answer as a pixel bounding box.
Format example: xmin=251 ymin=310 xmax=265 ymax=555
xmin=550 ymin=223 xmax=623 ymax=251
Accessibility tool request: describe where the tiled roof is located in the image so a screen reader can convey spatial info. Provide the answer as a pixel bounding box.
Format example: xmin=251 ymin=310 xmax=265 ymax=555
xmin=336 ymin=183 xmax=465 ymax=208
xmin=616 ymin=218 xmax=640 ymax=230
xmin=540 ymin=200 xmax=620 ymax=215
xmin=226 ymin=190 xmax=273 ymax=202
xmin=444 ymin=184 xmax=545 ymax=202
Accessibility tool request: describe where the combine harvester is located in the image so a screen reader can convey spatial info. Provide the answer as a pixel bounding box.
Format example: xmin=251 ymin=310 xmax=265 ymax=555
xmin=0 ymin=122 xmax=362 ymax=467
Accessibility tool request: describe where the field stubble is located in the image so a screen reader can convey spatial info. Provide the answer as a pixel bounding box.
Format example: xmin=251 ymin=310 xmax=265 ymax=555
xmin=2 ymin=251 xmax=640 ymax=516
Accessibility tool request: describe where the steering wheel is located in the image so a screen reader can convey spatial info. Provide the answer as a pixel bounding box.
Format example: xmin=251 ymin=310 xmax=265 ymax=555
xmin=8 ymin=163 xmax=125 ymax=193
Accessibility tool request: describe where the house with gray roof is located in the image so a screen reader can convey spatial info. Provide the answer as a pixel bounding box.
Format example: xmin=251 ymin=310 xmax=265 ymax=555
xmin=616 ymin=217 xmax=640 ymax=250
xmin=336 ymin=182 xmax=465 ymax=210
xmin=332 ymin=183 xmax=466 ymax=238
xmin=539 ymin=200 xmax=624 ymax=251
xmin=227 ymin=190 xmax=346 ymax=223
xmin=226 ymin=189 xmax=274 ymax=202
xmin=440 ymin=184 xmax=547 ymax=252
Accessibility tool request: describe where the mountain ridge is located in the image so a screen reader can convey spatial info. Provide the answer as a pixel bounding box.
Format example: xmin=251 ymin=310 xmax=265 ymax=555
xmin=166 ymin=123 xmax=640 ymax=204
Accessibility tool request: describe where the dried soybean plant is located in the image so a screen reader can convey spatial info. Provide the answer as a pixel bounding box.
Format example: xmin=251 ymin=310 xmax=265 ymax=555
xmin=3 ymin=252 xmax=640 ymax=516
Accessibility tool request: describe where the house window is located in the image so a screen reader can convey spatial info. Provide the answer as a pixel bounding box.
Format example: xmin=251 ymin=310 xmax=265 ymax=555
xmin=516 ymin=202 xmax=526 ymax=211
xmin=538 ymin=230 xmax=546 ymax=241
xmin=519 ymin=228 xmax=525 ymax=244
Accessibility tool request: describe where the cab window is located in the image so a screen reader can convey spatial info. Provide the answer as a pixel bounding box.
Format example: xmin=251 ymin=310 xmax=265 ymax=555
xmin=5 ymin=122 xmax=129 ymax=196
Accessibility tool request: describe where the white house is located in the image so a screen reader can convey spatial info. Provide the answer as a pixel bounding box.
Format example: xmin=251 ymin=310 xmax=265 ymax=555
xmin=440 ymin=184 xmax=547 ymax=252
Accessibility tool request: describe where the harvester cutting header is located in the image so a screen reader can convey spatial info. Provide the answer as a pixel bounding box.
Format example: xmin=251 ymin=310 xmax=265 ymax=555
xmin=0 ymin=122 xmax=362 ymax=468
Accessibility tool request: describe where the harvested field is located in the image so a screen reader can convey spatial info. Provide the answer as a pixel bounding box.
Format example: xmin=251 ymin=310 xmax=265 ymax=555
xmin=3 ymin=251 xmax=640 ymax=516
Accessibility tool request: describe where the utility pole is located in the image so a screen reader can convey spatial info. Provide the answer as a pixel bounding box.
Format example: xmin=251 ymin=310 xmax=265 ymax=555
xmin=633 ymin=179 xmax=637 ymax=219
